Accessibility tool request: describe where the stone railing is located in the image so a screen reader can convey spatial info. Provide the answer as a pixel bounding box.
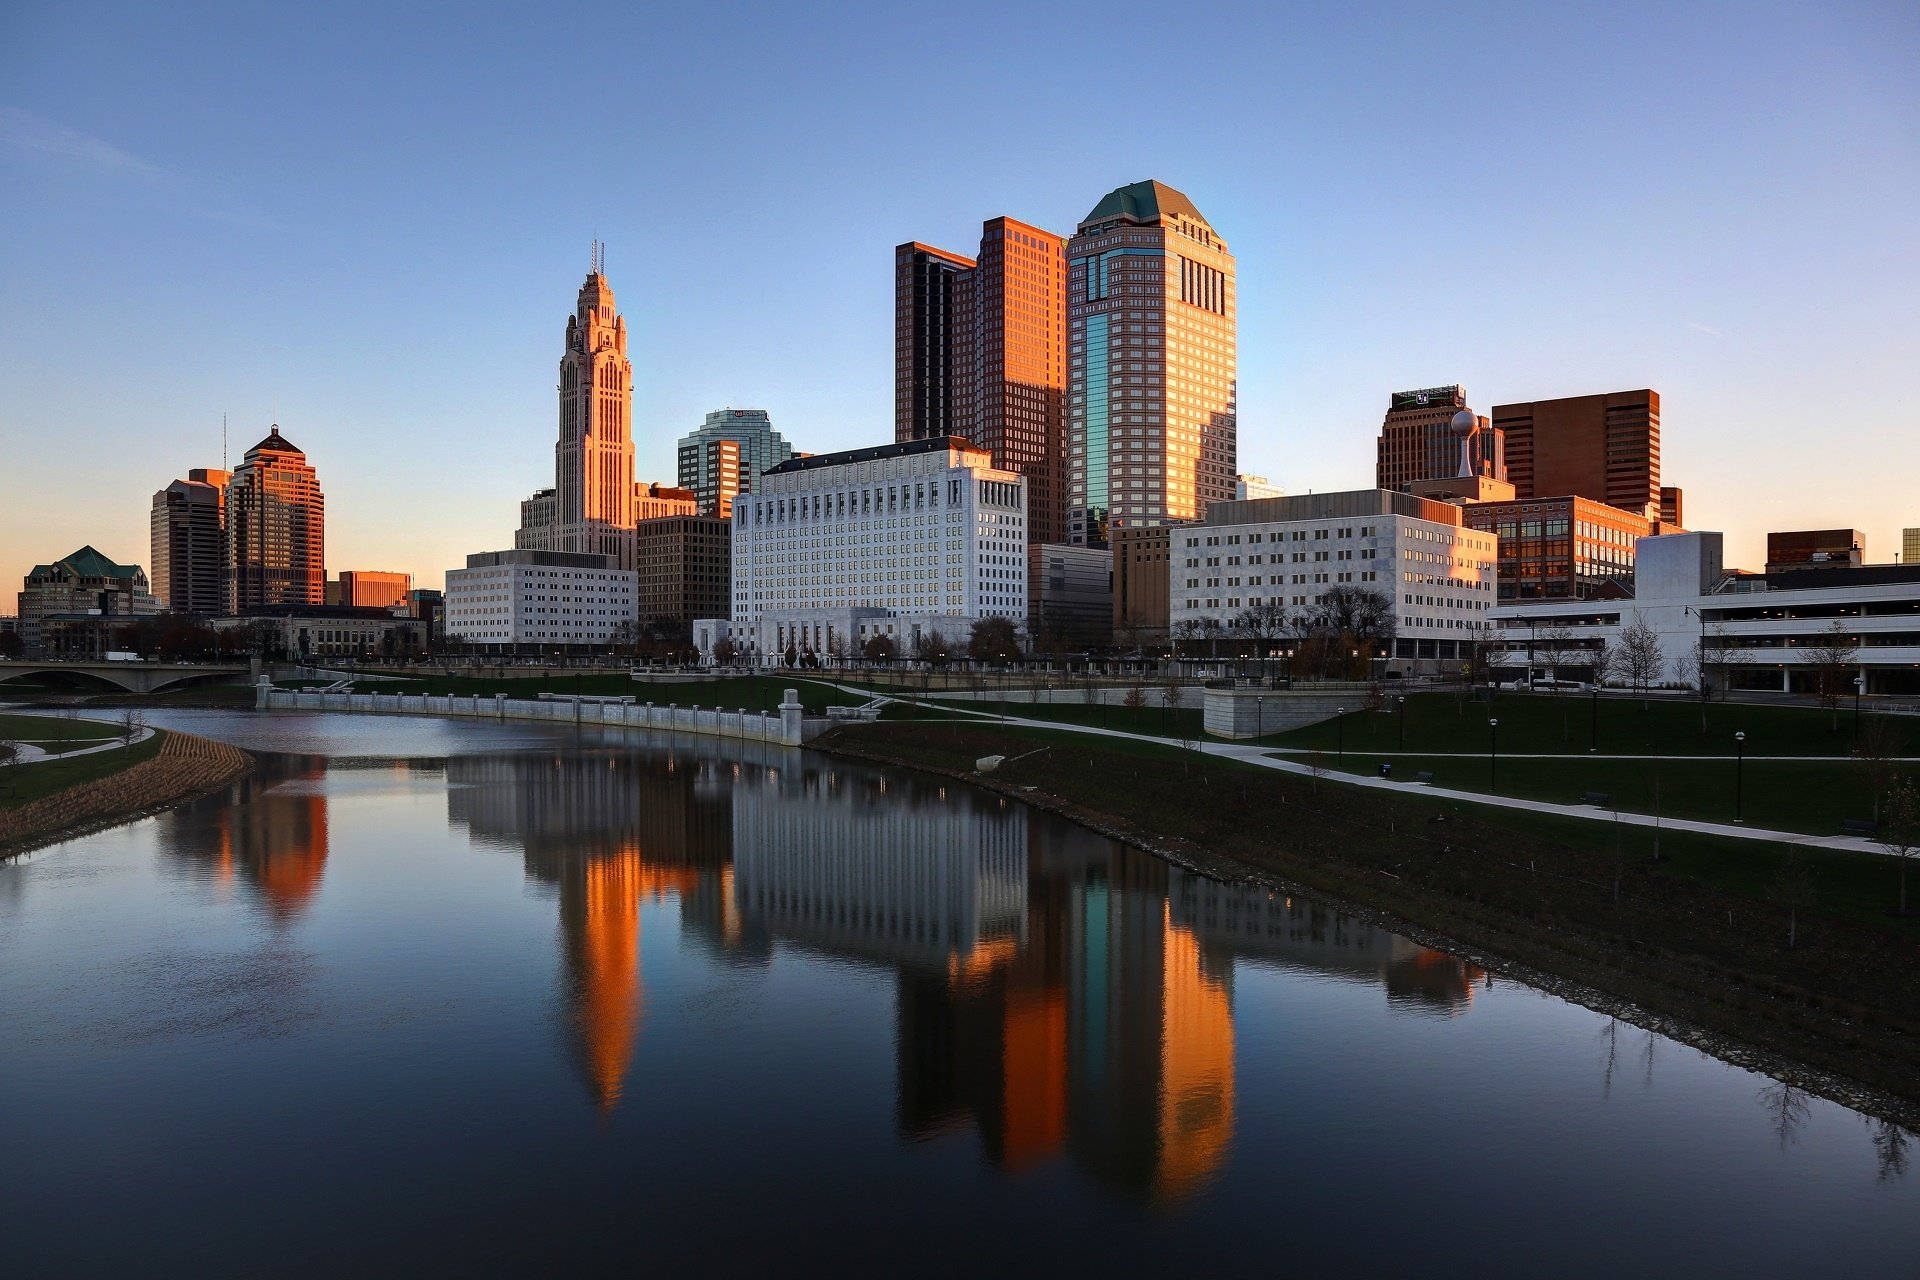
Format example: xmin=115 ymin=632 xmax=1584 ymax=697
xmin=256 ymin=680 xmax=827 ymax=746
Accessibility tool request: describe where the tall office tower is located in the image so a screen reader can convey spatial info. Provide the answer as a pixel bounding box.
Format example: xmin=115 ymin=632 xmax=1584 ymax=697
xmin=1374 ymin=385 xmax=1504 ymax=490
xmin=1660 ymin=487 xmax=1685 ymax=528
xmin=227 ymin=427 xmax=325 ymax=610
xmin=1066 ymin=180 xmax=1236 ymax=547
xmin=333 ymin=570 xmax=412 ymax=609
xmin=551 ymin=252 xmax=636 ymax=565
xmin=150 ymin=467 xmax=229 ymax=613
xmin=675 ymin=409 xmax=796 ymax=517
xmin=895 ymin=220 xmax=1069 ymax=544
xmin=1492 ymin=389 xmax=1661 ymax=515
xmin=681 ymin=437 xmax=742 ymax=517
xmin=895 ymin=243 xmax=976 ymax=442
xmin=1903 ymin=528 xmax=1919 ymax=565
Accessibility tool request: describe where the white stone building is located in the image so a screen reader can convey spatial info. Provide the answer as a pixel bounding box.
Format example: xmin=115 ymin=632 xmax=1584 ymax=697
xmin=1171 ymin=489 xmax=1498 ymax=673
xmin=1489 ymin=532 xmax=1920 ymax=696
xmin=715 ymin=437 xmax=1027 ymax=664
xmin=443 ymin=549 xmax=637 ymax=650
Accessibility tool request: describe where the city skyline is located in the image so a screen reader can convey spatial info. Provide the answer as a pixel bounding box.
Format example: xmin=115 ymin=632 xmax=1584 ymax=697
xmin=2 ymin=2 xmax=1916 ymax=595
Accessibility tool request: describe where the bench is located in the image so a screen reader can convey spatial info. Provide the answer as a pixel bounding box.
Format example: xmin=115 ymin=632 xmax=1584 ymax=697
xmin=1414 ymin=771 xmax=1435 ymax=785
xmin=1842 ymin=818 xmax=1878 ymax=838
xmin=1584 ymin=791 xmax=1613 ymax=808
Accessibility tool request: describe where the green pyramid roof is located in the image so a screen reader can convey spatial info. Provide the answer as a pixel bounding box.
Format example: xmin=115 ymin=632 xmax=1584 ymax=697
xmin=1082 ymin=180 xmax=1208 ymax=228
xmin=52 ymin=545 xmax=141 ymax=579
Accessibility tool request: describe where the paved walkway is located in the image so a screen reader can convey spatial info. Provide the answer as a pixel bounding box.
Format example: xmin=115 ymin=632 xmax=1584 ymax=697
xmin=3 ymin=726 xmax=155 ymax=764
xmin=822 ymin=683 xmax=1891 ymax=858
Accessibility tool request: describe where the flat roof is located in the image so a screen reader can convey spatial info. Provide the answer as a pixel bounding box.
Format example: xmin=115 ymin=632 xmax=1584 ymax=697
xmin=762 ymin=436 xmax=983 ymax=476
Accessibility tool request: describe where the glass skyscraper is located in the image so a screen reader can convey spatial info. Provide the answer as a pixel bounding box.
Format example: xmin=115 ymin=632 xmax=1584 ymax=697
xmin=675 ymin=409 xmax=796 ymax=518
xmin=1066 ymin=181 xmax=1236 ymax=547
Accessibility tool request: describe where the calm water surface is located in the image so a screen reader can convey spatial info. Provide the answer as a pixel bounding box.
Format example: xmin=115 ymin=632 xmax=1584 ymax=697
xmin=2 ymin=709 xmax=1916 ymax=1277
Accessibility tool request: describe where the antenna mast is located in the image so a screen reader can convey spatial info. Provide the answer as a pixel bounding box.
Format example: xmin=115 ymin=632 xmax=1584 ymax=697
xmin=222 ymin=412 xmax=228 ymax=471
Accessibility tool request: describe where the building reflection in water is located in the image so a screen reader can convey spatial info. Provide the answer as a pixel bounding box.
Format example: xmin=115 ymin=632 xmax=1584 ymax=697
xmin=160 ymin=757 xmax=333 ymax=923
xmin=445 ymin=744 xmax=1480 ymax=1202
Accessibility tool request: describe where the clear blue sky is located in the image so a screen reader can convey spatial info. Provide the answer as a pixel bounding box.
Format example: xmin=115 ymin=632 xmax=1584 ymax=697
xmin=2 ymin=0 xmax=1915 ymax=593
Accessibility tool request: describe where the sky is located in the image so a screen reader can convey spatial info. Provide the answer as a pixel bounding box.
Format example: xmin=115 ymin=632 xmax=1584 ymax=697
xmin=2 ymin=0 xmax=1916 ymax=595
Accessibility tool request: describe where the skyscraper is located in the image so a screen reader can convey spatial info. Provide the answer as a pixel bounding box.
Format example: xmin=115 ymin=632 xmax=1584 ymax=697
xmin=1066 ymin=181 xmax=1235 ymax=547
xmin=895 ymin=219 xmax=1069 ymax=544
xmin=1492 ymin=389 xmax=1661 ymax=515
xmin=675 ymin=410 xmax=794 ymax=517
xmin=894 ymin=244 xmax=975 ymax=442
xmin=227 ymin=427 xmax=324 ymax=610
xmin=1374 ymin=385 xmax=1504 ymax=490
xmin=1903 ymin=528 xmax=1919 ymax=565
xmin=520 ymin=252 xmax=637 ymax=566
xmin=150 ymin=467 xmax=229 ymax=613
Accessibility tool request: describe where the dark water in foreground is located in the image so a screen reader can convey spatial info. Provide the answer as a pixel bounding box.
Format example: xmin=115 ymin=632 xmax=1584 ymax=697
xmin=1 ymin=710 xmax=1916 ymax=1277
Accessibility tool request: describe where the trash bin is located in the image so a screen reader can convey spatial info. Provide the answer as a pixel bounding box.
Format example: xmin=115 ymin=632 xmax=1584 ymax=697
xmin=1379 ymin=762 xmax=1393 ymax=779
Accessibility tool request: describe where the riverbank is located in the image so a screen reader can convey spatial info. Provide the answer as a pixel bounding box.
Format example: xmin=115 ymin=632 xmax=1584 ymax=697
xmin=0 ymin=729 xmax=254 ymax=859
xmin=815 ymin=719 xmax=1920 ymax=1128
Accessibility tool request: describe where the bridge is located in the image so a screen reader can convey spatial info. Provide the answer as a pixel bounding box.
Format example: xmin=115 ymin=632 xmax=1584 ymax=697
xmin=0 ymin=660 xmax=253 ymax=694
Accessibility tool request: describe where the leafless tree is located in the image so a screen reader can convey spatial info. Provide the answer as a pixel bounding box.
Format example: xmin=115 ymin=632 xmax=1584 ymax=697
xmin=1772 ymin=849 xmax=1817 ymax=949
xmin=1756 ymin=1080 xmax=1812 ymax=1150
xmin=1875 ymin=776 xmax=1920 ymax=915
xmin=1536 ymin=621 xmax=1574 ymax=686
xmin=1852 ymin=714 xmax=1903 ymax=824
xmin=1870 ymin=1118 xmax=1912 ymax=1181
xmin=120 ymin=706 xmax=146 ymax=747
xmin=0 ymin=738 xmax=19 ymax=800
xmin=1618 ymin=612 xmax=1664 ymax=702
xmin=1805 ymin=619 xmax=1861 ymax=728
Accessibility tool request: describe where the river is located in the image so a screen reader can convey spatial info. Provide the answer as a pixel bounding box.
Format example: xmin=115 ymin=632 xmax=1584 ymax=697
xmin=1 ymin=709 xmax=1915 ymax=1277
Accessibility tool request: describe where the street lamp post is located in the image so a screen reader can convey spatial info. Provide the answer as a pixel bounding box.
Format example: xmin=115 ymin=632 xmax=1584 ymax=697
xmin=1397 ymin=695 xmax=1407 ymax=750
xmin=1255 ymin=694 xmax=1264 ymax=740
xmin=1734 ymin=731 xmax=1746 ymax=823
xmin=1336 ymin=708 xmax=1346 ymax=758
xmin=1488 ymin=717 xmax=1499 ymax=791
xmin=1854 ymin=675 xmax=1865 ymax=743
xmin=1589 ymin=685 xmax=1598 ymax=753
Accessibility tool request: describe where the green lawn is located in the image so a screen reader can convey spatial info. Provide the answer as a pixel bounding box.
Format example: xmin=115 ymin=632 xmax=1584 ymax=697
xmin=0 ymin=729 xmax=165 ymax=808
xmin=1265 ymin=691 xmax=1910 ymax=758
xmin=839 ymin=719 xmax=1920 ymax=938
xmin=1305 ymin=749 xmax=1915 ymax=838
xmin=0 ymin=712 xmax=129 ymax=755
xmin=916 ymin=695 xmax=1206 ymax=738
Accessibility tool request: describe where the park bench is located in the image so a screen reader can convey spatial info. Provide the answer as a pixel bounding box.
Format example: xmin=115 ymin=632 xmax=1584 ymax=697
xmin=1841 ymin=818 xmax=1878 ymax=838
xmin=1413 ymin=770 xmax=1435 ymax=785
xmin=1584 ymin=791 xmax=1612 ymax=808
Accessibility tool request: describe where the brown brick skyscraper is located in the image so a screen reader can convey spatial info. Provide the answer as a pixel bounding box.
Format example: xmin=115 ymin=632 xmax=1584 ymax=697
xmin=1493 ymin=389 xmax=1661 ymax=514
xmin=895 ymin=218 xmax=1067 ymax=543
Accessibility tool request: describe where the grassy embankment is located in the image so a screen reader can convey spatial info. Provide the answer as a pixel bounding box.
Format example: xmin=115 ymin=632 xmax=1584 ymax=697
xmin=818 ymin=716 xmax=1920 ymax=1119
xmin=0 ymin=721 xmax=165 ymax=808
xmin=1271 ymin=693 xmax=1917 ymax=839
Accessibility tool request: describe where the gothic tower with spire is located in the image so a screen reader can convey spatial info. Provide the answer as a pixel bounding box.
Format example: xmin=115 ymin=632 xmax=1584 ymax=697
xmin=557 ymin=245 xmax=635 ymax=559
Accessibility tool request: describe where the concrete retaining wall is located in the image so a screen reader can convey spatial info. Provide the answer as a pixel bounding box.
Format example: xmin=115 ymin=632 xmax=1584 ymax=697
xmin=259 ymin=682 xmax=827 ymax=747
xmin=1203 ymin=688 xmax=1355 ymax=738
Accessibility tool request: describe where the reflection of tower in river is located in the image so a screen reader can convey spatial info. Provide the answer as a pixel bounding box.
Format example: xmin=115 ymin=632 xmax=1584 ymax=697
xmin=1167 ymin=868 xmax=1486 ymax=1014
xmin=447 ymin=748 xmax=748 ymax=1112
xmin=160 ymin=757 xmax=331 ymax=922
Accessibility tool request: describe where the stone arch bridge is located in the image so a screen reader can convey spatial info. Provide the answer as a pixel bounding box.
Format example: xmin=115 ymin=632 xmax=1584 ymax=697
xmin=0 ymin=660 xmax=252 ymax=695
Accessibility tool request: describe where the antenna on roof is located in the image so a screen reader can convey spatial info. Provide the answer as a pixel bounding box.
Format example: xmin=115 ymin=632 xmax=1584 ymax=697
xmin=222 ymin=412 xmax=228 ymax=471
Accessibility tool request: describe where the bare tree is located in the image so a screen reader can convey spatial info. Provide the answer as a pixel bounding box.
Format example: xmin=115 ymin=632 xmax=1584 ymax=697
xmin=1805 ymin=620 xmax=1860 ymax=728
xmin=1618 ymin=612 xmax=1664 ymax=703
xmin=1536 ymin=621 xmax=1574 ymax=686
xmin=1871 ymin=1118 xmax=1912 ymax=1181
xmin=1852 ymin=714 xmax=1903 ymax=824
xmin=1756 ymin=1080 xmax=1812 ymax=1150
xmin=1875 ymin=776 xmax=1920 ymax=915
xmin=1772 ymin=849 xmax=1817 ymax=949
xmin=120 ymin=706 xmax=146 ymax=748
xmin=0 ymin=738 xmax=19 ymax=800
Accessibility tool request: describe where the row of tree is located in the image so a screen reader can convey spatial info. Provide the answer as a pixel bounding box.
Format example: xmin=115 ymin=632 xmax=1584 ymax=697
xmin=1168 ymin=586 xmax=1398 ymax=680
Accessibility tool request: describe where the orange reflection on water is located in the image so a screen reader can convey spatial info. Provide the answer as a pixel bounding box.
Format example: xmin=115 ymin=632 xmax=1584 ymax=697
xmin=1154 ymin=907 xmax=1234 ymax=1204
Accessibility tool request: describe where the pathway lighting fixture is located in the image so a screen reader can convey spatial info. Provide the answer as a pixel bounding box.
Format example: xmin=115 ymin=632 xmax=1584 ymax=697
xmin=1734 ymin=731 xmax=1746 ymax=823
xmin=1488 ymin=717 xmax=1500 ymax=791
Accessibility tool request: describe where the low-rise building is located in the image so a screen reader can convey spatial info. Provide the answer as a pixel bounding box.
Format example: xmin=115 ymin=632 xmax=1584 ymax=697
xmin=1766 ymin=528 xmax=1864 ymax=575
xmin=1488 ymin=531 xmax=1920 ymax=695
xmin=1112 ymin=525 xmax=1172 ymax=648
xmin=211 ymin=606 xmax=428 ymax=660
xmin=443 ymin=549 xmax=637 ymax=652
xmin=720 ymin=437 xmax=1026 ymax=665
xmin=635 ymin=515 xmax=731 ymax=639
xmin=1461 ymin=495 xmax=1671 ymax=602
xmin=1171 ymin=490 xmax=1497 ymax=675
xmin=16 ymin=546 xmax=161 ymax=655
xmin=330 ymin=570 xmax=412 ymax=609
xmin=1027 ymin=543 xmax=1111 ymax=651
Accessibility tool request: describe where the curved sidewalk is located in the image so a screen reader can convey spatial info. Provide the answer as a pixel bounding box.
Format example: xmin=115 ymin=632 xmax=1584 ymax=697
xmin=824 ymin=682 xmax=1889 ymax=858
